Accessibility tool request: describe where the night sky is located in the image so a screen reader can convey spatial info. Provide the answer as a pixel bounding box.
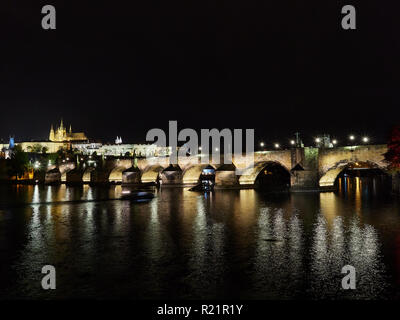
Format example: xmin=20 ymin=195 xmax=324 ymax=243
xmin=1 ymin=1 xmax=399 ymax=146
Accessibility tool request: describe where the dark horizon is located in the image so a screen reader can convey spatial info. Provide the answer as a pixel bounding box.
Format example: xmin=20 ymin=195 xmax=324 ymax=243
xmin=2 ymin=1 xmax=399 ymax=145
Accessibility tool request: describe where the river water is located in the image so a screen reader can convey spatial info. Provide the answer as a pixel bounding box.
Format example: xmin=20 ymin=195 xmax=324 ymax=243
xmin=0 ymin=177 xmax=399 ymax=299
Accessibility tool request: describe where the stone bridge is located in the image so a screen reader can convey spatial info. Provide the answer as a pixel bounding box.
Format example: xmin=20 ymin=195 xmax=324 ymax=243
xmin=48 ymin=144 xmax=389 ymax=191
xmin=318 ymin=145 xmax=388 ymax=188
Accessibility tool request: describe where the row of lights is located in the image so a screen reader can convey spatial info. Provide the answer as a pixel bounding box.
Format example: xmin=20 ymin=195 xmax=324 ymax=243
xmin=348 ymin=135 xmax=369 ymax=143
xmin=259 ymin=135 xmax=370 ymax=149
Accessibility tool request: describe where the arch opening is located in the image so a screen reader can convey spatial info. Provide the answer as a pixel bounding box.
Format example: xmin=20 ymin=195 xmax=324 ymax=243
xmin=183 ymin=164 xmax=215 ymax=185
xmin=109 ymin=167 xmax=125 ymax=183
xmin=320 ymin=161 xmax=390 ymax=193
xmin=254 ymin=162 xmax=291 ymax=191
xmin=141 ymin=165 xmax=164 ymax=183
xmin=334 ymin=161 xmax=390 ymax=194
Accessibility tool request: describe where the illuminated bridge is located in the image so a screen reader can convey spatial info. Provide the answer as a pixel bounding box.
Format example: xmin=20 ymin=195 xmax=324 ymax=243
xmin=48 ymin=144 xmax=389 ymax=191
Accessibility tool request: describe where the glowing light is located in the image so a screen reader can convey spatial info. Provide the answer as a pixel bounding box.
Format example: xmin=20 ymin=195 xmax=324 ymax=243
xmin=260 ymin=142 xmax=265 ymax=147
xmin=362 ymin=137 xmax=369 ymax=143
xmin=274 ymin=143 xmax=280 ymax=148
xmin=215 ymin=148 xmax=219 ymax=151
xmin=315 ymin=138 xmax=321 ymax=143
xmin=290 ymin=140 xmax=295 ymax=145
xmin=332 ymin=139 xmax=337 ymax=145
xmin=349 ymin=135 xmax=355 ymax=140
xmin=198 ymin=147 xmax=202 ymax=151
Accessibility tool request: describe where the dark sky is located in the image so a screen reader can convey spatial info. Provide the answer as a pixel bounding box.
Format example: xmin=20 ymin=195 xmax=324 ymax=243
xmin=1 ymin=1 xmax=399 ymax=146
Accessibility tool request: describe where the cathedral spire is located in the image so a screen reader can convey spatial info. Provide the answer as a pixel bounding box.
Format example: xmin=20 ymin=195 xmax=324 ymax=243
xmin=60 ymin=118 xmax=64 ymax=130
xmin=69 ymin=124 xmax=72 ymax=134
xmin=49 ymin=124 xmax=55 ymax=141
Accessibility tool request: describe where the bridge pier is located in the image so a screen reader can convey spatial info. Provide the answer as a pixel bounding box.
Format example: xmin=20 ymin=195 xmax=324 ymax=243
xmin=45 ymin=168 xmax=61 ymax=184
xmin=290 ymin=170 xmax=319 ymax=192
xmin=160 ymin=165 xmax=183 ymax=185
xmin=122 ymin=167 xmax=141 ymax=185
xmin=215 ymin=164 xmax=239 ymax=189
xmin=66 ymin=170 xmax=84 ymax=185
xmin=289 ymin=147 xmax=320 ymax=192
xmin=90 ymin=170 xmax=111 ymax=185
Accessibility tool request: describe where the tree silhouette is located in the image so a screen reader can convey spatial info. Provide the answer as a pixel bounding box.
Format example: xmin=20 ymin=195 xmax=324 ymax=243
xmin=384 ymin=126 xmax=400 ymax=169
xmin=8 ymin=145 xmax=29 ymax=178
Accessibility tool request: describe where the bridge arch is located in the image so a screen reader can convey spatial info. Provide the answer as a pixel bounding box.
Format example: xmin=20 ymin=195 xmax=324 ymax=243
xmin=239 ymin=161 xmax=291 ymax=187
xmin=141 ymin=165 xmax=165 ymax=183
xmin=59 ymin=162 xmax=75 ymax=182
xmin=319 ymin=161 xmax=388 ymax=188
xmin=182 ymin=164 xmax=216 ymax=185
xmin=82 ymin=167 xmax=95 ymax=183
xmin=108 ymin=167 xmax=127 ymax=183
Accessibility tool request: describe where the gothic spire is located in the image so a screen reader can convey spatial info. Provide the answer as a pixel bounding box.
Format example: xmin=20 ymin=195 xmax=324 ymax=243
xmin=49 ymin=124 xmax=55 ymax=141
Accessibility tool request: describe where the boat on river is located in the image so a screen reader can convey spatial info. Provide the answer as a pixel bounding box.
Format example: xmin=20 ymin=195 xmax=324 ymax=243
xmin=120 ymin=189 xmax=155 ymax=201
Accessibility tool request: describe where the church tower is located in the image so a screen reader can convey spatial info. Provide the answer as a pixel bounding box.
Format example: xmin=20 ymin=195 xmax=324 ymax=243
xmin=49 ymin=125 xmax=55 ymax=141
xmin=48 ymin=118 xmax=87 ymax=142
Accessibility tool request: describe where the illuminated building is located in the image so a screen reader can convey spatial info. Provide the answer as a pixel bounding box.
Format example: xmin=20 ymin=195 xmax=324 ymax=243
xmin=49 ymin=119 xmax=87 ymax=142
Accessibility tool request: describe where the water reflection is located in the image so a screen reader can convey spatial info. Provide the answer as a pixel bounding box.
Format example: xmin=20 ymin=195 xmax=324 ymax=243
xmin=0 ymin=177 xmax=398 ymax=299
xmin=310 ymin=214 xmax=386 ymax=299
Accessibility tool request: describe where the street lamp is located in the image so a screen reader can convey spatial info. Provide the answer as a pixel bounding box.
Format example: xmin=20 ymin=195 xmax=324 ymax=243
xmin=362 ymin=137 xmax=369 ymax=143
xmin=315 ymin=138 xmax=321 ymax=143
xmin=290 ymin=140 xmax=295 ymax=145
xmin=260 ymin=142 xmax=265 ymax=147
xmin=349 ymin=135 xmax=355 ymax=141
xmin=215 ymin=147 xmax=219 ymax=151
xmin=274 ymin=143 xmax=280 ymax=149
xmin=332 ymin=139 xmax=337 ymax=145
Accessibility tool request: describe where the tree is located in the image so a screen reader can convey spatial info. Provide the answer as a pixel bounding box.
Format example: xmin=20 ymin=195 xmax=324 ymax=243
xmin=8 ymin=145 xmax=29 ymax=178
xmin=42 ymin=146 xmax=49 ymax=154
xmin=32 ymin=144 xmax=43 ymax=153
xmin=384 ymin=126 xmax=400 ymax=169
xmin=47 ymin=153 xmax=58 ymax=166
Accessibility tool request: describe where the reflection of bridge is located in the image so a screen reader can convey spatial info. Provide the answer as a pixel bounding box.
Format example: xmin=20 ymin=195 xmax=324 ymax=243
xmin=45 ymin=144 xmax=389 ymax=191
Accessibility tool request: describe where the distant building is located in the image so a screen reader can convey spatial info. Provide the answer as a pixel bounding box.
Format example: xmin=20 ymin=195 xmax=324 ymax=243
xmin=49 ymin=119 xmax=87 ymax=142
xmin=72 ymin=142 xmax=171 ymax=157
xmin=0 ymin=119 xmax=171 ymax=157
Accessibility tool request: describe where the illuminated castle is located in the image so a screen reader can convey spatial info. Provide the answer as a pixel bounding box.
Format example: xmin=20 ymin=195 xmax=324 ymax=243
xmin=49 ymin=119 xmax=87 ymax=142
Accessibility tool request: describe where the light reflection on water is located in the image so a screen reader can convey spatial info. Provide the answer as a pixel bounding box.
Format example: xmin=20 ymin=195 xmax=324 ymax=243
xmin=0 ymin=177 xmax=399 ymax=299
